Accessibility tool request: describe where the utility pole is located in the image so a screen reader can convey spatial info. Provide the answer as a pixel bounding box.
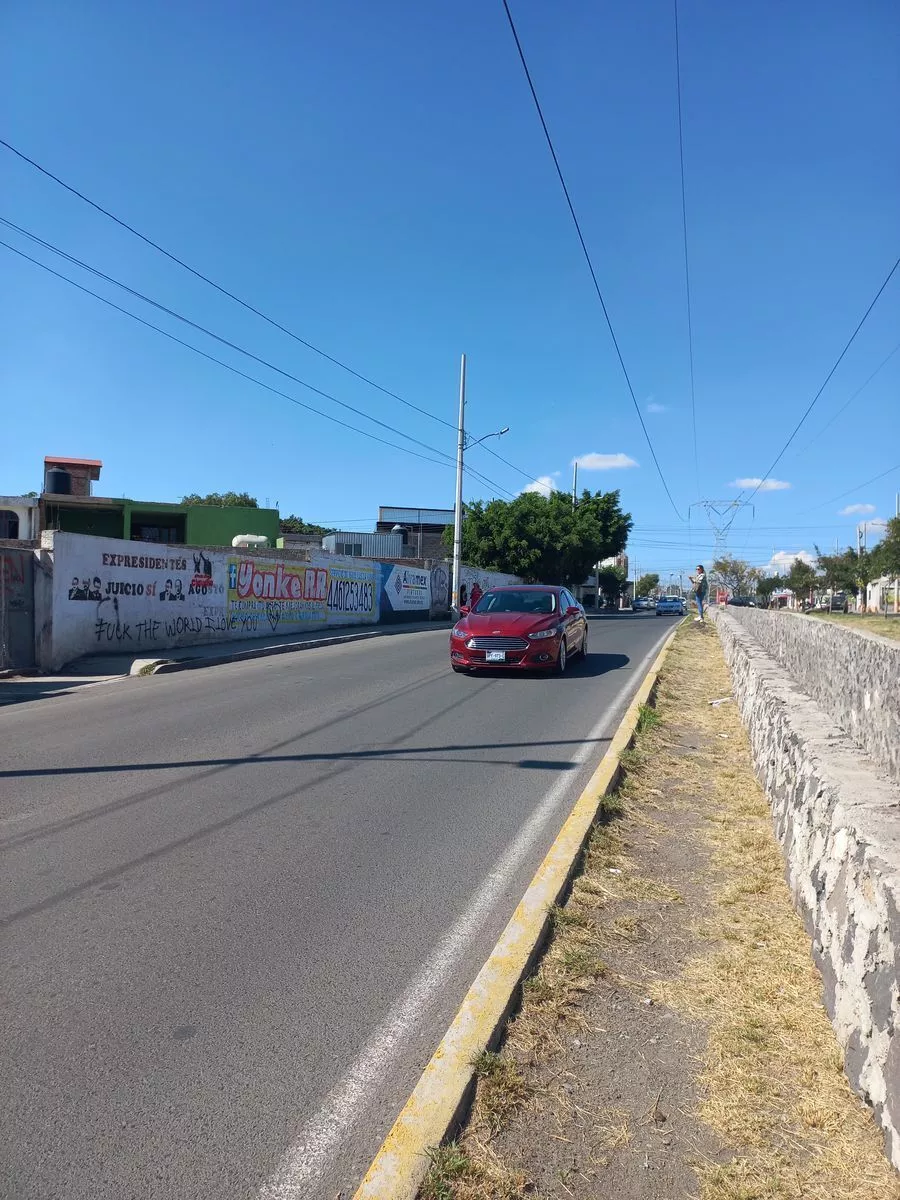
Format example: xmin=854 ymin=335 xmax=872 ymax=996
xmin=452 ymin=354 xmax=467 ymax=612
xmin=571 ymin=462 xmax=578 ymax=509
xmin=450 ymin=355 xmax=510 ymax=611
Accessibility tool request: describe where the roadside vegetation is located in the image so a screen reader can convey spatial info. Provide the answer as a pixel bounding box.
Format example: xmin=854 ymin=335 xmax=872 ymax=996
xmin=419 ymin=622 xmax=898 ymax=1199
xmin=807 ymin=610 xmax=900 ymax=642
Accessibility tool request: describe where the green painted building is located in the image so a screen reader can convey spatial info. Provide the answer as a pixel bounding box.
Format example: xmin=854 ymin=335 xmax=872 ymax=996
xmin=41 ymin=496 xmax=279 ymax=547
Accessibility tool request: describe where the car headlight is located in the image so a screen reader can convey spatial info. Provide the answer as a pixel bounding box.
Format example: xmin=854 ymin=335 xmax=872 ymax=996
xmin=451 ymin=625 xmax=468 ymax=639
xmin=528 ymin=627 xmax=558 ymax=640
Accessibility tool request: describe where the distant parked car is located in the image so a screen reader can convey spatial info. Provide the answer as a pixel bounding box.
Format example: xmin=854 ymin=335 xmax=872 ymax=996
xmin=727 ymin=596 xmax=758 ymax=608
xmin=829 ymin=592 xmax=849 ymax=613
xmin=656 ymin=595 xmax=686 ymax=616
xmin=633 ymin=596 xmax=654 ymax=611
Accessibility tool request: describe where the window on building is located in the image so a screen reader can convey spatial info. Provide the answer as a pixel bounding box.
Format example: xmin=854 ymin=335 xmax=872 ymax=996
xmin=0 ymin=510 xmax=20 ymax=539
xmin=131 ymin=514 xmax=186 ymax=544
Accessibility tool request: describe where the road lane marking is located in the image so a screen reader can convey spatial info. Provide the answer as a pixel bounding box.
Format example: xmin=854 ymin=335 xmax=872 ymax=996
xmin=354 ymin=626 xmax=678 ymax=1200
xmin=254 ymin=628 xmax=674 ymax=1200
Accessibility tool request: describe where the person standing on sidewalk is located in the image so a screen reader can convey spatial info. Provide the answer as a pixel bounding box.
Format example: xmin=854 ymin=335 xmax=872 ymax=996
xmin=690 ymin=565 xmax=708 ymax=622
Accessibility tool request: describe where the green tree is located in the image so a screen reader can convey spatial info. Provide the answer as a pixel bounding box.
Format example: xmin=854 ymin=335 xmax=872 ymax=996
xmin=815 ymin=545 xmax=857 ymax=594
xmin=851 ymin=547 xmax=882 ymax=612
xmin=597 ymin=566 xmax=627 ymax=605
xmin=451 ymin=488 xmax=632 ymax=587
xmin=635 ymin=572 xmax=660 ymax=597
xmin=756 ymin=574 xmax=784 ymax=606
xmin=712 ymin=554 xmax=758 ymax=597
xmin=787 ymin=557 xmax=818 ymax=602
xmin=279 ymin=514 xmax=329 ymax=535
xmin=182 ymin=491 xmax=259 ymax=508
xmin=877 ymin=516 xmax=900 ymax=577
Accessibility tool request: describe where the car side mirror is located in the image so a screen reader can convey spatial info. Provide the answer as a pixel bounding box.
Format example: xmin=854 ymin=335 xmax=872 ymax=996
xmin=459 ymin=605 xmax=470 ymax=616
xmin=566 ymin=605 xmax=581 ymax=616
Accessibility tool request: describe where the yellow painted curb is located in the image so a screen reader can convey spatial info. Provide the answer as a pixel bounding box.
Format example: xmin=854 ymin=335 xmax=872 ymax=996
xmin=353 ymin=626 xmax=680 ymax=1200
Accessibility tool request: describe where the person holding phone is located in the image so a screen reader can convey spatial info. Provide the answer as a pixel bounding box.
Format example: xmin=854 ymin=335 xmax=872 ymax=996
xmin=689 ymin=565 xmax=708 ymax=622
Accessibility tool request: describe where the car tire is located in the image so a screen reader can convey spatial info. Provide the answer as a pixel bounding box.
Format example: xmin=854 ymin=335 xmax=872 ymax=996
xmin=580 ymin=626 xmax=589 ymax=658
xmin=556 ymin=639 xmax=567 ymax=674
xmin=451 ymin=665 xmax=469 ymax=673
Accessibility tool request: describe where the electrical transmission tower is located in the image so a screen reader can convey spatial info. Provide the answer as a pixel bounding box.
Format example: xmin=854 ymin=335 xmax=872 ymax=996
xmin=690 ymin=500 xmax=755 ymax=557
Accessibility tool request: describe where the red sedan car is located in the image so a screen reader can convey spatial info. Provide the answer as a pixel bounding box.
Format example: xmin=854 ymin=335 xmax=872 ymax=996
xmin=449 ymin=585 xmax=588 ymax=674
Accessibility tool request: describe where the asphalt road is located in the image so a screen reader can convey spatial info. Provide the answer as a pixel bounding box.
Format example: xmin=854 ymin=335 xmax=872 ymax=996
xmin=1 ymin=614 xmax=677 ymax=1200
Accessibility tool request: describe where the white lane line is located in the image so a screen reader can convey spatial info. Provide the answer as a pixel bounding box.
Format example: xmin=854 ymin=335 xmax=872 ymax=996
xmin=255 ymin=631 xmax=670 ymax=1200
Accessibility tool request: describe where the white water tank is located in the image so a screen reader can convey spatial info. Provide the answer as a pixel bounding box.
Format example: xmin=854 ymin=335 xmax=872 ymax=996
xmin=231 ymin=534 xmax=270 ymax=549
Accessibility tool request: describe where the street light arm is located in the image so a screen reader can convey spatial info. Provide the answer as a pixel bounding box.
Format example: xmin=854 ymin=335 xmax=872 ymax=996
xmin=465 ymin=426 xmax=510 ymax=449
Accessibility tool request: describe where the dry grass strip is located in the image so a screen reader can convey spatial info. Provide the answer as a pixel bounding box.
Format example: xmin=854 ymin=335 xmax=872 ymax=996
xmin=418 ymin=622 xmax=898 ymax=1199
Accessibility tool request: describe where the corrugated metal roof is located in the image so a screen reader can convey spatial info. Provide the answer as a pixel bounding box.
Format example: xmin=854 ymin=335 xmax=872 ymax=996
xmin=379 ymin=506 xmax=454 ymax=525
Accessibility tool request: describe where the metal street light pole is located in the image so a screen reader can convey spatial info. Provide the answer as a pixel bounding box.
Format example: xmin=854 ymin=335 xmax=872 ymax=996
xmin=452 ymin=354 xmax=467 ymax=611
xmin=451 ymin=353 xmax=509 ymax=611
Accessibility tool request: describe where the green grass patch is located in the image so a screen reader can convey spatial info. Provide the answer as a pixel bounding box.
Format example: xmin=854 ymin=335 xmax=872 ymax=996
xmin=636 ymin=702 xmax=661 ymax=734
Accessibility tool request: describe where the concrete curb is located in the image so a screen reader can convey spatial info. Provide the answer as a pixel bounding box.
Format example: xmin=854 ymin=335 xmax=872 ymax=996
xmin=353 ymin=625 xmax=679 ymax=1200
xmin=128 ymin=622 xmax=453 ymax=676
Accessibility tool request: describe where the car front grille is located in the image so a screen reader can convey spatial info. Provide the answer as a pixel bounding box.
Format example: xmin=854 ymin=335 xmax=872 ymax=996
xmin=467 ymin=636 xmax=530 ymax=651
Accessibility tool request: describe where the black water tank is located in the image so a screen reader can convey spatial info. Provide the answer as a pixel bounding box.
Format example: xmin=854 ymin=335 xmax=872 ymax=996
xmin=45 ymin=468 xmax=72 ymax=495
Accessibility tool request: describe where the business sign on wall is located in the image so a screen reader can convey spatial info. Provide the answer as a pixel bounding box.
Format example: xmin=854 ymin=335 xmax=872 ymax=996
xmin=227 ymin=555 xmax=377 ymax=633
xmin=379 ymin=562 xmax=431 ymax=620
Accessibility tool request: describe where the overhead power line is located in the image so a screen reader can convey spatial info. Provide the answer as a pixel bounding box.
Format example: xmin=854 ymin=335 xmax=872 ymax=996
xmin=797 ymin=462 xmax=900 ymax=516
xmin=0 ymin=137 xmax=455 ymax=432
xmin=2 ymin=215 xmax=462 ymax=469
xmin=1 ymin=137 xmax=548 ymax=489
xmin=792 ymin=339 xmax=900 ymax=457
xmin=2 ymin=215 xmax=516 ymax=498
xmin=500 ymin=0 xmax=685 ymax=520
xmin=743 ymin=252 xmax=900 ymax=504
xmin=1 ymin=237 xmax=514 ymax=499
xmin=673 ymin=0 xmax=699 ymax=494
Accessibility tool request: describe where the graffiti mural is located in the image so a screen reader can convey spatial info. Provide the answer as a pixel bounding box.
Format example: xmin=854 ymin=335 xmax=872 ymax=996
xmin=457 ymin=566 xmax=522 ymax=609
xmin=46 ymin=534 xmax=381 ymax=669
xmin=429 ymin=563 xmax=450 ymax=612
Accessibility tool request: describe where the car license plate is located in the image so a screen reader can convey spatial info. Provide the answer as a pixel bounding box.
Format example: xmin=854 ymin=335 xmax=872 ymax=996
xmin=486 ymin=650 xmax=506 ymax=663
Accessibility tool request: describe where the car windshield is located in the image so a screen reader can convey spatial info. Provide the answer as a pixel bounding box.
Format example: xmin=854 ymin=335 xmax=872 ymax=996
xmin=473 ymin=589 xmax=557 ymax=615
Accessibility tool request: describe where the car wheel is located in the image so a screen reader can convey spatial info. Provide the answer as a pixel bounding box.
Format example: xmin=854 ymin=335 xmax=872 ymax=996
xmin=556 ymin=639 xmax=567 ymax=674
xmin=580 ymin=625 xmax=589 ymax=658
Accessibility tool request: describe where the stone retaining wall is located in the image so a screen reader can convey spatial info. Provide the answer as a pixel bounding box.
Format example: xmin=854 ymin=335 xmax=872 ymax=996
xmin=716 ymin=611 xmax=900 ymax=1167
xmin=721 ymin=606 xmax=899 ymax=785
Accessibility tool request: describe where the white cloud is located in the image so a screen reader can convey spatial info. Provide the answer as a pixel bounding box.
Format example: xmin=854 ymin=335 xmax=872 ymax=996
xmin=523 ymin=475 xmax=556 ymax=497
xmin=729 ymin=477 xmax=791 ymax=491
xmin=766 ymin=549 xmax=814 ymax=573
xmin=646 ymin=402 xmax=667 ymax=414
xmin=573 ymin=452 xmax=639 ymax=471
xmin=841 ymin=503 xmax=875 ymax=516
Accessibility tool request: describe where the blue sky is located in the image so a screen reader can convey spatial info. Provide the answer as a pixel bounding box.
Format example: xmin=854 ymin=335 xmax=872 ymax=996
xmin=2 ymin=0 xmax=898 ymax=578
